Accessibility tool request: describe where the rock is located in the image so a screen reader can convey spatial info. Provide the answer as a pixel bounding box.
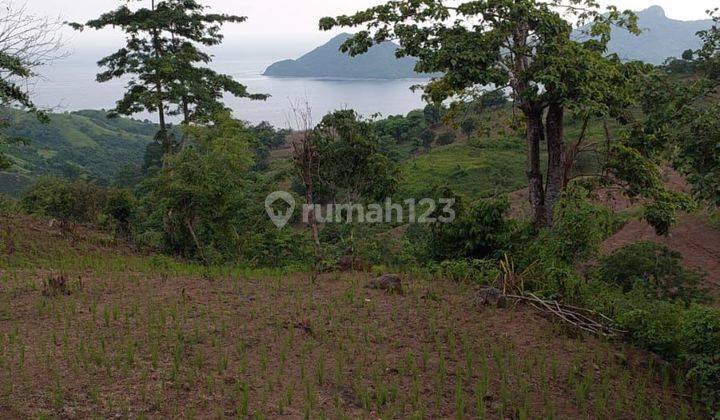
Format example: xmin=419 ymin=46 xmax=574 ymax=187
xmin=366 ymin=274 xmax=402 ymax=293
xmin=474 ymin=286 xmax=507 ymax=308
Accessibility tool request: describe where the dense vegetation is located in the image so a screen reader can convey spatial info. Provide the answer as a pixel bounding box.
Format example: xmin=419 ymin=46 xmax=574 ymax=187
xmin=1 ymin=0 xmax=720 ymax=417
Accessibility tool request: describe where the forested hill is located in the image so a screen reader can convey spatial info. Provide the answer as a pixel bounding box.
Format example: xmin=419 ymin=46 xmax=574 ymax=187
xmin=0 ymin=109 xmax=154 ymax=196
xmin=263 ymin=33 xmax=425 ymax=79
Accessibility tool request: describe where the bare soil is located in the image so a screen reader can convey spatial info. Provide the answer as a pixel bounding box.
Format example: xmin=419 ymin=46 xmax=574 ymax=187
xmin=0 ymin=216 xmax=706 ymax=418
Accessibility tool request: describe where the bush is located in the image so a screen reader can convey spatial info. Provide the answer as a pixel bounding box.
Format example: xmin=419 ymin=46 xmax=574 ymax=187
xmin=437 ymin=131 xmax=457 ymax=145
xmin=241 ymin=229 xmax=313 ymax=268
xmin=21 ymin=177 xmax=106 ymax=225
xmin=435 ymin=259 xmax=500 ymax=283
xmin=429 ymin=196 xmax=514 ymax=261
xmin=583 ymin=279 xmax=720 ymax=414
xmin=614 ymin=289 xmax=685 ymax=356
xmin=680 ymin=306 xmax=720 ymax=413
xmin=105 ymin=188 xmax=137 ymax=235
xmin=460 ymin=119 xmax=476 ymax=137
xmin=526 ymin=184 xmax=617 ymax=265
xmin=0 ymin=194 xmax=20 ymax=216
xmin=597 ymin=242 xmax=705 ymax=303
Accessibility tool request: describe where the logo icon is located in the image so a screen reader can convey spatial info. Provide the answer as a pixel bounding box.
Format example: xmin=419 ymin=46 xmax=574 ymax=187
xmin=265 ymin=191 xmax=296 ymax=229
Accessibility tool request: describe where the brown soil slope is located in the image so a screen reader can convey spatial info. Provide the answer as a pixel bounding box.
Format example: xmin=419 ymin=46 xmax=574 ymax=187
xmin=0 ymin=215 xmax=706 ymax=418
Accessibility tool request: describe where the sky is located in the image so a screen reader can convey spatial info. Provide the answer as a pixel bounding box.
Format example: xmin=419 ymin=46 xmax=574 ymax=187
xmin=27 ymin=0 xmax=720 ymax=56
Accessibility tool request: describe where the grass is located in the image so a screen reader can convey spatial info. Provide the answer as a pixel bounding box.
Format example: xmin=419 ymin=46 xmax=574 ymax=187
xmin=397 ymin=139 xmax=527 ymax=201
xmin=0 ymin=215 xmax=707 ymax=418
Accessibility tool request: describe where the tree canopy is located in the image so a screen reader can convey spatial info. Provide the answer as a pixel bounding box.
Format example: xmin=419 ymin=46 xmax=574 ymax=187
xmin=71 ymin=0 xmax=268 ymax=154
xmin=320 ymin=0 xmax=644 ymax=229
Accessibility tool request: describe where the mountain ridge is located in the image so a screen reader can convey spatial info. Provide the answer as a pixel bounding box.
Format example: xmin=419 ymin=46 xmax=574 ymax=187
xmin=263 ymin=33 xmax=426 ymax=79
xmin=264 ymin=6 xmax=713 ymax=79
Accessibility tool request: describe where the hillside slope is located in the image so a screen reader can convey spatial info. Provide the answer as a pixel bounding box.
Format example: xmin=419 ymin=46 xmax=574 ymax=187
xmin=0 ymin=109 xmax=155 ymax=195
xmin=0 ymin=214 xmax=706 ymax=418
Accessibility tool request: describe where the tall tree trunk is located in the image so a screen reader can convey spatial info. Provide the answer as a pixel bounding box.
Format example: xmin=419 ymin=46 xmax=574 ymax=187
xmin=544 ymin=104 xmax=565 ymax=227
xmin=179 ymin=97 xmax=191 ymax=149
xmin=150 ymin=0 xmax=170 ymax=155
xmin=525 ymin=107 xmax=546 ymax=229
xmin=156 ymin=83 xmax=170 ymax=154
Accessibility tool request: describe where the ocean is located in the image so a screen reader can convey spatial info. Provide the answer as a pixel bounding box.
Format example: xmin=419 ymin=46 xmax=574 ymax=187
xmin=32 ymin=50 xmax=428 ymax=128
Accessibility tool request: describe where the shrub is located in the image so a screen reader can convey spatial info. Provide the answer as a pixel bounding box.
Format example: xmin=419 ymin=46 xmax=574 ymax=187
xmin=105 ymin=188 xmax=137 ymax=235
xmin=680 ymin=306 xmax=720 ymax=413
xmin=597 ymin=242 xmax=705 ymax=303
xmin=241 ymin=229 xmax=313 ymax=268
xmin=435 ymin=259 xmax=500 ymax=284
xmin=0 ymin=194 xmax=20 ymax=216
xmin=21 ymin=177 xmax=106 ymax=225
xmin=614 ymin=290 xmax=685 ymax=357
xmin=460 ymin=119 xmax=476 ymax=138
xmin=526 ymin=184 xmax=617 ymax=265
xmin=709 ymin=208 xmax=720 ymax=230
xmin=437 ymin=131 xmax=457 ymax=146
xmin=429 ymin=196 xmax=514 ymax=261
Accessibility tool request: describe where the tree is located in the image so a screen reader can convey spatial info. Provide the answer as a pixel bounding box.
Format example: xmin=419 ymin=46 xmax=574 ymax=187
xmin=698 ymin=9 xmax=720 ymax=81
xmin=71 ymin=0 xmax=267 ymax=155
xmin=289 ymin=102 xmax=322 ymax=262
xmin=0 ymin=1 xmax=65 ymax=169
xmin=660 ymin=9 xmax=720 ymax=205
xmin=320 ymin=0 xmax=641 ymax=228
xmin=147 ymin=111 xmax=256 ymax=263
xmin=313 ymin=110 xmax=398 ymax=204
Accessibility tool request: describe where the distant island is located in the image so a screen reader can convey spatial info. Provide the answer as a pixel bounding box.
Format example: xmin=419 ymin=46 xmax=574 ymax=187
xmin=264 ymin=6 xmax=713 ymax=80
xmin=263 ymin=33 xmax=427 ymax=79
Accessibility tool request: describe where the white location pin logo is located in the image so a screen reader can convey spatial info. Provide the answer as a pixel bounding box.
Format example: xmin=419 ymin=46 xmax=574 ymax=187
xmin=265 ymin=191 xmax=296 ymax=229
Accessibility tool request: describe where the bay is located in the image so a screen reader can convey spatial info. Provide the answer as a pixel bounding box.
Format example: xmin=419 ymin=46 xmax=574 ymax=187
xmin=32 ymin=54 xmax=428 ymax=128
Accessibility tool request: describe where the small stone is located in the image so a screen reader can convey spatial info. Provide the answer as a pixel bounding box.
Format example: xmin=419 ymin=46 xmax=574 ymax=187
xmin=474 ymin=286 xmax=507 ymax=308
xmin=366 ymin=274 xmax=402 ymax=293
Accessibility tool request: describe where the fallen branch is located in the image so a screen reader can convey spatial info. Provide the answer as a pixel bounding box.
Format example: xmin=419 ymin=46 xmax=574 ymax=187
xmin=504 ymin=293 xmax=625 ymax=337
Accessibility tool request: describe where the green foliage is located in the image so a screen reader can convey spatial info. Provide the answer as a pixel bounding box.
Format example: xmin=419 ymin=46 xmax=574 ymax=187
xmin=372 ymin=109 xmax=428 ymax=144
xmin=312 ymin=110 xmax=399 ymax=203
xmin=105 ymin=188 xmax=137 ymax=234
xmin=518 ymin=185 xmax=618 ymax=302
xmin=0 ymin=46 xmax=48 ymax=171
xmin=605 ymin=141 xmax=693 ymax=235
xmin=321 ymin=0 xmax=644 ymax=228
xmin=529 ymin=185 xmax=618 ymax=265
xmin=21 ymin=177 xmax=106 ymax=224
xmin=597 ymin=242 xmax=705 ymax=303
xmin=680 ymin=306 xmax=720 ymax=413
xmin=614 ymin=291 xmax=685 ymax=356
xmin=428 ymin=196 xmax=513 ymax=261
xmin=675 ymin=103 xmax=720 ymax=206
xmin=72 ymin=0 xmax=267 ymax=152
xmin=697 ymin=9 xmax=720 ymax=80
xmin=437 ymin=131 xmax=456 ymax=146
xmin=460 ymin=119 xmax=476 ymax=138
xmin=144 ymin=113 xmax=255 ymax=261
xmin=397 ymin=140 xmax=526 ymax=202
xmin=434 ymin=259 xmax=500 ymax=284
xmin=0 ymin=108 xmax=155 ymax=189
xmin=241 ymin=229 xmax=312 ymax=268
xmin=585 ymin=279 xmax=720 ymax=414
xmin=0 ymin=194 xmax=20 ymax=216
